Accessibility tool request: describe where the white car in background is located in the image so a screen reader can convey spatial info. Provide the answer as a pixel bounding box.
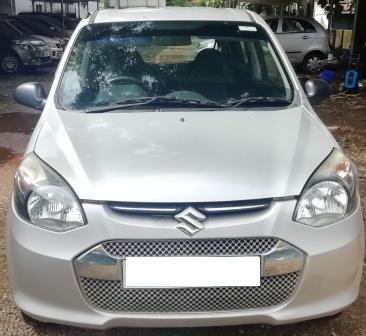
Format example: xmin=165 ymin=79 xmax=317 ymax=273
xmin=266 ymin=16 xmax=330 ymax=73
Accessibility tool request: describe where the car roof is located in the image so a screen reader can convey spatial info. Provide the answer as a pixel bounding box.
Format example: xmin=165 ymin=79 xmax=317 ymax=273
xmin=92 ymin=7 xmax=254 ymax=24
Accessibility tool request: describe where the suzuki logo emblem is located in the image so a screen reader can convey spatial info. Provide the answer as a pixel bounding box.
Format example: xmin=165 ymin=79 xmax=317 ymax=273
xmin=175 ymin=207 xmax=206 ymax=237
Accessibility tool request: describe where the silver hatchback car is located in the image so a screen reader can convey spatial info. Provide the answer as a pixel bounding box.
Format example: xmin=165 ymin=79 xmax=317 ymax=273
xmin=7 ymin=7 xmax=364 ymax=329
xmin=266 ymin=16 xmax=330 ymax=73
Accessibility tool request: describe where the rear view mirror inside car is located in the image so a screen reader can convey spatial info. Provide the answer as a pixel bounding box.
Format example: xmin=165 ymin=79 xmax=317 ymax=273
xmin=154 ymin=36 xmax=191 ymax=46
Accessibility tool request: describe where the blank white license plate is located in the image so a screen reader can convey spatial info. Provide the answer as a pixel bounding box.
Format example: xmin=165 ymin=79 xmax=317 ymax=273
xmin=124 ymin=256 xmax=260 ymax=288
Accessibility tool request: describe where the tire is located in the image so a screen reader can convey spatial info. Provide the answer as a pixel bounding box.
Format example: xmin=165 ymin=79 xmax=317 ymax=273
xmin=0 ymin=53 xmax=22 ymax=74
xmin=302 ymin=52 xmax=326 ymax=74
xmin=21 ymin=311 xmax=48 ymax=327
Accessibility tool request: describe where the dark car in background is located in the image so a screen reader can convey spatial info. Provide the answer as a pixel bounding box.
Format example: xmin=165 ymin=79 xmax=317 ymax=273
xmin=9 ymin=15 xmax=71 ymax=44
xmin=0 ymin=20 xmax=51 ymax=74
xmin=2 ymin=17 xmax=63 ymax=61
xmin=19 ymin=12 xmax=79 ymax=30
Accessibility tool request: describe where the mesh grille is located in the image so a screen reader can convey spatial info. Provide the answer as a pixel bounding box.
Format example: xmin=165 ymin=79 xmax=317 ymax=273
xmin=102 ymin=238 xmax=278 ymax=258
xmin=80 ymin=272 xmax=299 ymax=312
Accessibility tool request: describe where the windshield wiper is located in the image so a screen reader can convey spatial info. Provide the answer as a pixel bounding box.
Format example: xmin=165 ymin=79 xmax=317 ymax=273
xmin=85 ymin=96 xmax=226 ymax=113
xmin=117 ymin=96 xmax=226 ymax=108
xmin=227 ymin=97 xmax=292 ymax=109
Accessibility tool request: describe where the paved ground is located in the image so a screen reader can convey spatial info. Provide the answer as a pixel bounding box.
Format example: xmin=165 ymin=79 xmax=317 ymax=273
xmin=0 ymin=69 xmax=365 ymax=335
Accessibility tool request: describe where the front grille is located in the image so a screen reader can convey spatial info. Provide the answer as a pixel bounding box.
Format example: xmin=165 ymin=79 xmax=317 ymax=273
xmin=77 ymin=238 xmax=302 ymax=313
xmin=102 ymin=238 xmax=278 ymax=258
xmin=81 ymin=272 xmax=300 ymax=312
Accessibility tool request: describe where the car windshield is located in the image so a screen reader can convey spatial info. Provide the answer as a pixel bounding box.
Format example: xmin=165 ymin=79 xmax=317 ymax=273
xmin=9 ymin=20 xmax=35 ymax=35
xmin=58 ymin=21 xmax=293 ymax=110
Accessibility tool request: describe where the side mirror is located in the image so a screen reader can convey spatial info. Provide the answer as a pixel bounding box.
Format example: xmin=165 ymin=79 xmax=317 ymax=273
xmin=14 ymin=82 xmax=47 ymax=110
xmin=304 ymin=79 xmax=331 ymax=106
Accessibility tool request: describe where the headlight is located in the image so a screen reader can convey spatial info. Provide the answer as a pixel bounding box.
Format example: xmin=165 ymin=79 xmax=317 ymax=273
xmin=30 ymin=40 xmax=46 ymax=47
xmin=47 ymin=42 xmax=57 ymax=49
xmin=14 ymin=40 xmax=35 ymax=50
xmin=294 ymin=148 xmax=358 ymax=227
xmin=14 ymin=153 xmax=86 ymax=232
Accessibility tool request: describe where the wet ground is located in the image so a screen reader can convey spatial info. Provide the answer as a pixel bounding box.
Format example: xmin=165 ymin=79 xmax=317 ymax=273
xmin=0 ymin=69 xmax=365 ymax=335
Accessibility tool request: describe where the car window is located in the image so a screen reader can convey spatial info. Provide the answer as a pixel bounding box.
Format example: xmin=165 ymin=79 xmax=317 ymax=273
xmin=266 ymin=19 xmax=278 ymax=32
xmin=296 ymin=19 xmax=316 ymax=33
xmin=0 ymin=22 xmax=19 ymax=37
xmin=58 ymin=21 xmax=293 ymax=110
xmin=9 ymin=20 xmax=34 ymax=35
xmin=16 ymin=18 xmax=47 ymax=34
xmin=282 ymin=19 xmax=304 ymax=33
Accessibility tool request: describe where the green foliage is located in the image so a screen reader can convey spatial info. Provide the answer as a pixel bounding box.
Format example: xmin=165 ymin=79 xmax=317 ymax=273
xmin=166 ymin=0 xmax=193 ymax=6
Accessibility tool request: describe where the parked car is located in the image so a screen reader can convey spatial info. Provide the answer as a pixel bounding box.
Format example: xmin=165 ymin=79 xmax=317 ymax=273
xmin=18 ymin=12 xmax=79 ymax=30
xmin=9 ymin=15 xmax=70 ymax=43
xmin=0 ymin=20 xmax=50 ymax=73
xmin=23 ymin=14 xmax=74 ymax=37
xmin=1 ymin=17 xmax=63 ymax=61
xmin=9 ymin=8 xmax=363 ymax=329
xmin=265 ymin=16 xmax=330 ymax=73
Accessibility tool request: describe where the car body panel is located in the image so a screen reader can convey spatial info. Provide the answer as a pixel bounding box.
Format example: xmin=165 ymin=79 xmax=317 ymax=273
xmin=94 ymin=7 xmax=252 ymax=24
xmin=34 ymin=105 xmax=334 ymax=203
xmin=6 ymin=196 xmax=364 ymax=328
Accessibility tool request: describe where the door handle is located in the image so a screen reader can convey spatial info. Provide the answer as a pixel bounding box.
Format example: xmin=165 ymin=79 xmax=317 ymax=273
xmin=302 ymin=36 xmax=310 ymax=39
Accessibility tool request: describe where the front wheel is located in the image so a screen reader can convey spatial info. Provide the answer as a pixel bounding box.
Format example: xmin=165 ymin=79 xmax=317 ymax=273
xmin=302 ymin=52 xmax=325 ymax=74
xmin=0 ymin=53 xmax=22 ymax=74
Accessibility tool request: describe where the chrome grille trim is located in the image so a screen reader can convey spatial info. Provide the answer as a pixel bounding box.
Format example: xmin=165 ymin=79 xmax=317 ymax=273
xmin=80 ymin=272 xmax=300 ymax=313
xmin=110 ymin=205 xmax=178 ymax=213
xmin=203 ymin=203 xmax=269 ymax=213
xmin=102 ymin=238 xmax=279 ymax=258
xmin=108 ymin=199 xmax=272 ymax=215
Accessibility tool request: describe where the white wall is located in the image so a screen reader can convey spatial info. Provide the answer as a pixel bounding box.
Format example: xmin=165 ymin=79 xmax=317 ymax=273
xmin=313 ymin=1 xmax=328 ymax=29
xmin=14 ymin=0 xmax=32 ymax=13
xmin=102 ymin=0 xmax=165 ymax=8
xmin=14 ymin=0 xmax=100 ymax=17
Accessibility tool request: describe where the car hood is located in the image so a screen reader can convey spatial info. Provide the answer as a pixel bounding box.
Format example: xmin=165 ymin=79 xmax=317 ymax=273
xmin=32 ymin=35 xmax=59 ymax=44
xmin=12 ymin=34 xmax=42 ymax=42
xmin=34 ymin=106 xmax=335 ymax=203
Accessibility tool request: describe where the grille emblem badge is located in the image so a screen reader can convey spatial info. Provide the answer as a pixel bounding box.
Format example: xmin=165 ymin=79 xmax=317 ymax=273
xmin=175 ymin=207 xmax=206 ymax=237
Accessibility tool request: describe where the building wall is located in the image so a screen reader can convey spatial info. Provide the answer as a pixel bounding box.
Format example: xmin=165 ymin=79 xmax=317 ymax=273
xmin=0 ymin=0 xmax=15 ymax=15
xmin=14 ymin=0 xmax=165 ymax=16
xmin=14 ymin=0 xmax=32 ymax=13
xmin=13 ymin=0 xmax=99 ymax=16
xmin=98 ymin=0 xmax=165 ymax=8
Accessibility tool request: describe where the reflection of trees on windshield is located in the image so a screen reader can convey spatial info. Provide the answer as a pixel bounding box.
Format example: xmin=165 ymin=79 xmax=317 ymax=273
xmin=58 ymin=22 xmax=293 ymax=110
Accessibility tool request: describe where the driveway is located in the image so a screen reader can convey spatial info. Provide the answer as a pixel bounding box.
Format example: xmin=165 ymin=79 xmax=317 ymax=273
xmin=0 ymin=69 xmax=365 ymax=336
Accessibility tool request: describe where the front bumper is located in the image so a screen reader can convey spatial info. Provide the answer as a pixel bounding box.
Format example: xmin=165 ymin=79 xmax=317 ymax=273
xmin=15 ymin=47 xmax=52 ymax=66
xmin=6 ymin=198 xmax=364 ymax=329
xmin=50 ymin=47 xmax=63 ymax=60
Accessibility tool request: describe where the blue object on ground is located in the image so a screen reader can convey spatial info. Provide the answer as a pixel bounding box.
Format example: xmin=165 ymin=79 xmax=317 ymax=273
xmin=320 ymin=70 xmax=335 ymax=83
xmin=344 ymin=70 xmax=359 ymax=90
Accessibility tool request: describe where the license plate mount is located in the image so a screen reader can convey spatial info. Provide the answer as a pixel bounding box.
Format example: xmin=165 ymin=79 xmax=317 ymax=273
xmin=124 ymin=256 xmax=261 ymax=288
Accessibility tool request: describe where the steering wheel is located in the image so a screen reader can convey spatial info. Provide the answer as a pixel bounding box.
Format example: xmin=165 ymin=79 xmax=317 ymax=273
xmin=108 ymin=76 xmax=144 ymax=86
